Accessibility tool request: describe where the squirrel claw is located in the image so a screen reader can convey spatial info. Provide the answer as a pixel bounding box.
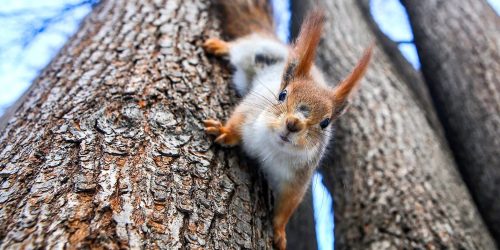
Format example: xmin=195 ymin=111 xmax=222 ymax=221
xmin=203 ymin=119 xmax=238 ymax=147
xmin=203 ymin=119 xmax=222 ymax=128
xmin=204 ymin=127 xmax=220 ymax=135
xmin=204 ymin=119 xmax=222 ymax=135
xmin=203 ymin=38 xmax=230 ymax=56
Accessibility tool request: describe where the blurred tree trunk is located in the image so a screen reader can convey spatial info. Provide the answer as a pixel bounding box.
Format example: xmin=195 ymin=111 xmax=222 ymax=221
xmin=401 ymin=0 xmax=500 ymax=242
xmin=356 ymin=0 xmax=444 ymax=140
xmin=0 ymin=0 xmax=276 ymax=248
xmin=292 ymin=0 xmax=496 ymax=249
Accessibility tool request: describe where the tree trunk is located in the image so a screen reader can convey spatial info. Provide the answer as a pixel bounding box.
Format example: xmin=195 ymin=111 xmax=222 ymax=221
xmin=401 ymin=0 xmax=500 ymax=242
xmin=0 ymin=0 xmax=275 ymax=248
xmin=356 ymin=0 xmax=445 ymax=140
xmin=292 ymin=0 xmax=496 ymax=249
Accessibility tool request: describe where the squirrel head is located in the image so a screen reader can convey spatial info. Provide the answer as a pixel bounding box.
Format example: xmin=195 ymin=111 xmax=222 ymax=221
xmin=266 ymin=11 xmax=373 ymax=152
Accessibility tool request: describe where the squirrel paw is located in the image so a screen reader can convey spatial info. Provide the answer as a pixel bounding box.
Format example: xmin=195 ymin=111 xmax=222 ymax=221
xmin=203 ymin=119 xmax=239 ymax=147
xmin=273 ymin=228 xmax=287 ymax=250
xmin=203 ymin=38 xmax=229 ymax=56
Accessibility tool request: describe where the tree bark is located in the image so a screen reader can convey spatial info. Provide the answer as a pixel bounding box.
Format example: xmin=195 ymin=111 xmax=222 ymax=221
xmin=401 ymin=0 xmax=500 ymax=242
xmin=356 ymin=0 xmax=445 ymax=141
xmin=292 ymin=0 xmax=496 ymax=249
xmin=0 ymin=0 xmax=275 ymax=248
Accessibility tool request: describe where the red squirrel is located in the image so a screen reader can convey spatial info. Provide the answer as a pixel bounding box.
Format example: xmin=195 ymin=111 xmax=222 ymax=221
xmin=203 ymin=1 xmax=373 ymax=249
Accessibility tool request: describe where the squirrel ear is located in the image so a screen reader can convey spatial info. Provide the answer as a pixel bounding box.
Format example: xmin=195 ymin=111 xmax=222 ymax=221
xmin=332 ymin=101 xmax=350 ymax=118
xmin=331 ymin=44 xmax=374 ymax=116
xmin=292 ymin=10 xmax=325 ymax=78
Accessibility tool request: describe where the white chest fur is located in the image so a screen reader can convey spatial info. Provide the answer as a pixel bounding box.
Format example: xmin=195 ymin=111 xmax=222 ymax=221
xmin=241 ymin=113 xmax=312 ymax=190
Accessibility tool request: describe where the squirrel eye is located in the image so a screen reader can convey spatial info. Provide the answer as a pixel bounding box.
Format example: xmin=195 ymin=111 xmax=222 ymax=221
xmin=320 ymin=118 xmax=330 ymax=129
xmin=278 ymin=90 xmax=287 ymax=102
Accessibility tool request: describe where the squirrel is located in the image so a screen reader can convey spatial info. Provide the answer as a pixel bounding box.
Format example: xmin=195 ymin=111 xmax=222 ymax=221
xmin=202 ymin=1 xmax=373 ymax=249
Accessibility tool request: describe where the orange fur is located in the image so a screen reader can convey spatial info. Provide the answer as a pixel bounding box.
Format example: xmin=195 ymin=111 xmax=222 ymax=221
xmin=273 ymin=176 xmax=310 ymax=250
xmin=204 ymin=111 xmax=245 ymax=146
xmin=292 ymin=11 xmax=325 ymax=78
xmin=332 ymin=44 xmax=374 ymax=106
xmin=275 ymin=79 xmax=334 ymax=150
xmin=287 ymin=79 xmax=333 ymax=123
xmin=203 ymin=38 xmax=230 ymax=56
xmin=203 ymin=2 xmax=373 ymax=248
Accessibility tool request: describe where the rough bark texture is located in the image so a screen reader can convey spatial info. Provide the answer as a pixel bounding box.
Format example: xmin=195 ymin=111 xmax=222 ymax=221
xmin=401 ymin=0 xmax=500 ymax=242
xmin=357 ymin=0 xmax=445 ymax=140
xmin=292 ymin=0 xmax=496 ymax=249
xmin=0 ymin=0 xmax=276 ymax=248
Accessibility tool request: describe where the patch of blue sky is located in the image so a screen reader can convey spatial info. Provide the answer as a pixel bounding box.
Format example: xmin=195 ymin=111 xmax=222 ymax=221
xmin=0 ymin=0 xmax=93 ymax=115
xmin=312 ymin=172 xmax=334 ymax=250
xmin=370 ymin=0 xmax=420 ymax=69
xmin=487 ymin=0 xmax=500 ymax=14
xmin=271 ymin=0 xmax=291 ymax=43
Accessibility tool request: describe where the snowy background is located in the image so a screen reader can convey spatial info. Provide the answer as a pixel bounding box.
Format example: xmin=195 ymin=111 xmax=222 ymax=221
xmin=0 ymin=0 xmax=498 ymax=249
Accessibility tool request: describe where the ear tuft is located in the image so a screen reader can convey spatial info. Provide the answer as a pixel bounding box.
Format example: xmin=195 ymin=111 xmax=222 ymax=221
xmin=332 ymin=44 xmax=374 ymax=107
xmin=292 ymin=10 xmax=325 ymax=78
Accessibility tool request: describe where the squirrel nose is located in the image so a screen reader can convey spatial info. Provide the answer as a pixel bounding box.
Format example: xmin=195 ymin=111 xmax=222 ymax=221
xmin=286 ymin=116 xmax=302 ymax=133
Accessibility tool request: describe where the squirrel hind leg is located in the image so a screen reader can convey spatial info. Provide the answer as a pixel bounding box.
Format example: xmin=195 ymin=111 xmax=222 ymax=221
xmin=272 ymin=180 xmax=309 ymax=250
xmin=203 ymin=38 xmax=230 ymax=56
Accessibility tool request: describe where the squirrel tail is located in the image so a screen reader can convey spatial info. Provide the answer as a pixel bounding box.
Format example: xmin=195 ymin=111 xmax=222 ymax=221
xmin=213 ymin=0 xmax=275 ymax=38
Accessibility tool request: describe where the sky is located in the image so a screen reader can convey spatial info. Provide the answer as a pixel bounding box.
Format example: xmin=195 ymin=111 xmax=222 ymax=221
xmin=0 ymin=0 xmax=94 ymax=114
xmin=0 ymin=0 xmax=499 ymax=249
